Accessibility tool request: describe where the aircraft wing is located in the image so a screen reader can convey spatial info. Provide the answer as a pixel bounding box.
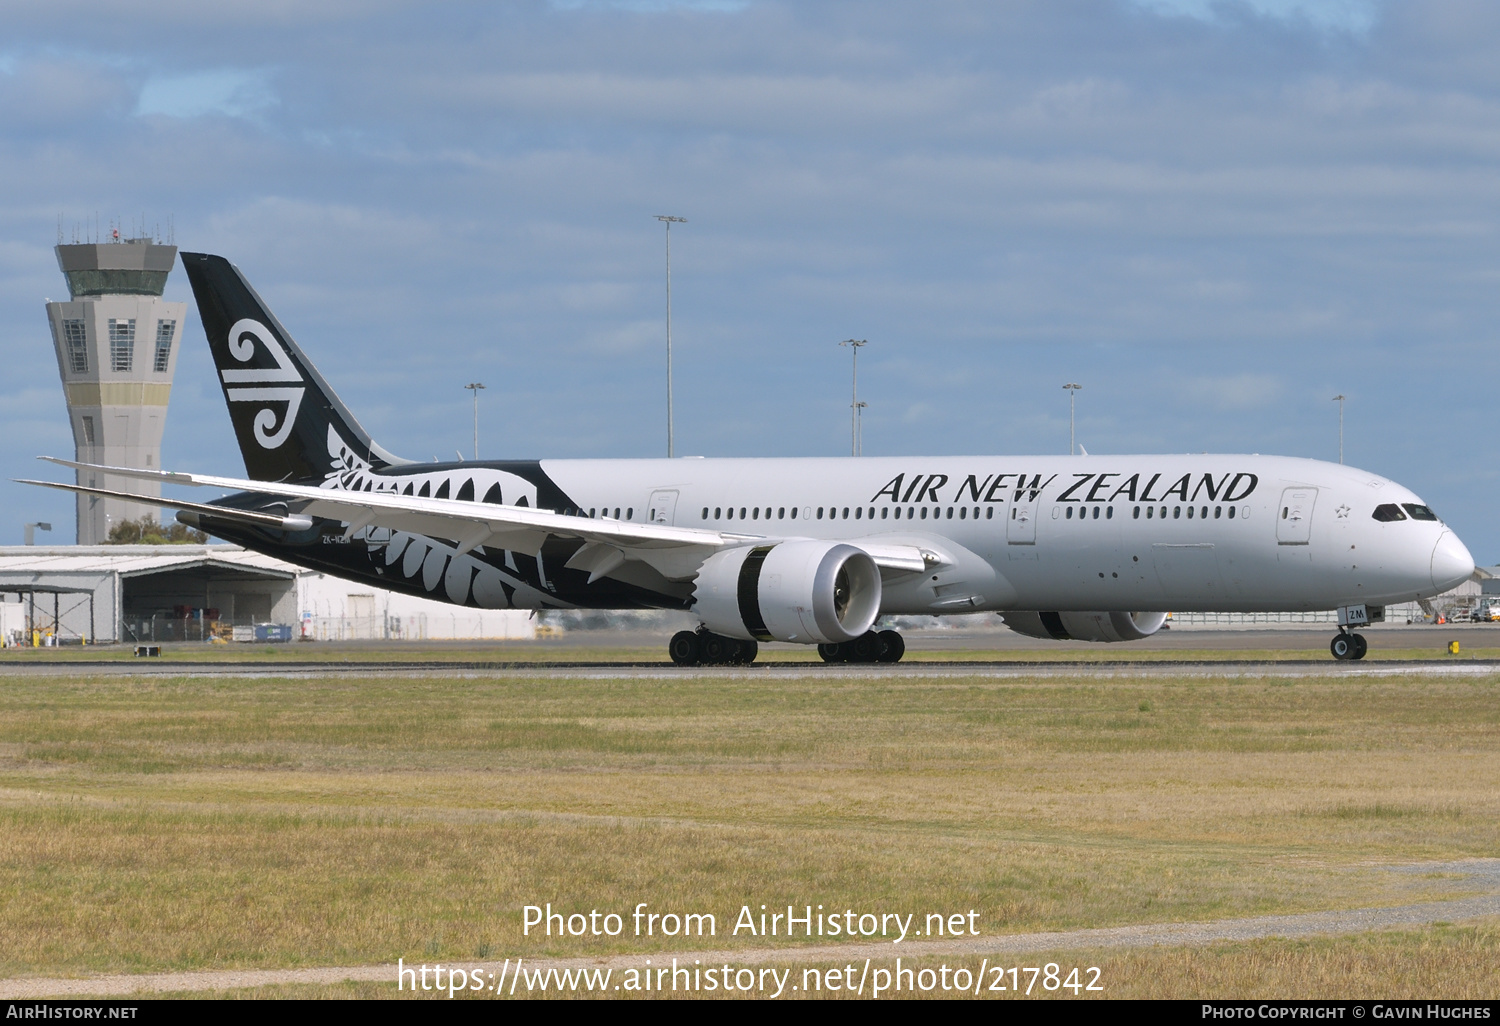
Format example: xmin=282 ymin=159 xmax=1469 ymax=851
xmin=26 ymin=458 xmax=932 ymax=582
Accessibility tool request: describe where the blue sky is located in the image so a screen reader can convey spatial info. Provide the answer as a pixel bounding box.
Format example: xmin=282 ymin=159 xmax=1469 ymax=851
xmin=3 ymin=0 xmax=1500 ymax=556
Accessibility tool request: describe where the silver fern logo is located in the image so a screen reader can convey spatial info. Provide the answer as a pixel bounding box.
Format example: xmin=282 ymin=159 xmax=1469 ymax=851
xmin=220 ymin=318 xmax=305 ymax=449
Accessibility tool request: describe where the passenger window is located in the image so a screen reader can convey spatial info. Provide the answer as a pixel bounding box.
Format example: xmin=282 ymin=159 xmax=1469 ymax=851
xmin=946 ymin=508 xmax=954 ymax=519
xmin=1146 ymin=506 xmax=1153 ymax=519
xmin=1092 ymin=506 xmax=1100 ymax=520
xmin=920 ymin=507 xmax=928 ymax=520
xmin=908 ymin=507 xmax=915 ymax=519
xmin=752 ymin=508 xmax=759 ymax=520
xmin=1282 ymin=507 xmax=1288 ymax=519
xmin=715 ymin=507 xmax=721 ymax=519
xmin=1133 ymin=506 xmax=1140 ymax=519
xmin=817 ymin=507 xmax=824 ymax=519
xmin=882 ymin=508 xmax=889 ymax=519
xmin=1187 ymin=506 xmax=1194 ymax=519
xmin=1106 ymin=506 xmax=1113 ymax=519
xmin=986 ymin=507 xmax=994 ymax=519
xmin=614 ymin=508 xmax=621 ymax=519
xmin=1402 ymin=503 xmax=1438 ymax=521
xmin=779 ymin=507 xmax=785 ymax=519
xmin=790 ymin=508 xmax=798 ymax=519
xmin=855 ymin=507 xmax=862 ymax=520
xmin=871 ymin=508 xmax=876 ymax=519
xmin=1214 ymin=506 xmax=1221 ymax=519
xmin=1160 ymin=507 xmax=1167 ymax=519
xmin=1066 ymin=507 xmax=1074 ymax=520
xmin=1226 ymin=506 xmax=1234 ymax=519
xmin=701 ymin=507 xmax=708 ymax=520
xmin=627 ymin=508 xmax=633 ymax=519
xmin=1201 ymin=506 xmax=1208 ymax=519
xmin=1173 ymin=506 xmax=1181 ymax=519
xmin=740 ymin=508 xmax=747 ymax=519
xmin=959 ymin=507 xmax=966 ymax=520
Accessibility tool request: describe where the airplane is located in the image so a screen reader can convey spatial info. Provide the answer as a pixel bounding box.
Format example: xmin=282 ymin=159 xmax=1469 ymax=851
xmin=22 ymin=252 xmax=1477 ymax=664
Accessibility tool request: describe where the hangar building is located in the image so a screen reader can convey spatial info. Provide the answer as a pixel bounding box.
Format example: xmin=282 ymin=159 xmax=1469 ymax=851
xmin=0 ymin=545 xmax=534 ymax=645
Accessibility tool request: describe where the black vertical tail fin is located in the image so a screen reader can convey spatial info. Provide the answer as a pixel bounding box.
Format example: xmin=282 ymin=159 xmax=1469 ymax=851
xmin=181 ymin=252 xmax=407 ymax=483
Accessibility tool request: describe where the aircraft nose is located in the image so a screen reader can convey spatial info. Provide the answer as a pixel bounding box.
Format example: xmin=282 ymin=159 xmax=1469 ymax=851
xmin=1431 ymin=530 xmax=1475 ymax=592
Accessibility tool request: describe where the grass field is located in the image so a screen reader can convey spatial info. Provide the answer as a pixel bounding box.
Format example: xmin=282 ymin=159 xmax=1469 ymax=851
xmin=1 ymin=666 xmax=1497 ymax=997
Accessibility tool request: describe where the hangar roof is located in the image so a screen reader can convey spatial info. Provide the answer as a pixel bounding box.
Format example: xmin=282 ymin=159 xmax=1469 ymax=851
xmin=0 ymin=546 xmax=298 ymax=581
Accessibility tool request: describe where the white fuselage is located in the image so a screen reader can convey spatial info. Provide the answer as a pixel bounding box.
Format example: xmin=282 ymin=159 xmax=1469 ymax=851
xmin=538 ymin=453 xmax=1473 ymax=615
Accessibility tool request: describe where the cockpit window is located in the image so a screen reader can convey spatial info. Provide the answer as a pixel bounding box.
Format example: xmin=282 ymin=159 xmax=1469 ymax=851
xmin=1402 ymin=503 xmax=1439 ymax=522
xmin=1371 ymin=503 xmax=1407 ymax=522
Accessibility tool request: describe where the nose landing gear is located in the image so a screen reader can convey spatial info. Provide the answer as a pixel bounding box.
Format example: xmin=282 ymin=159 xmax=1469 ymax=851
xmin=1330 ymin=629 xmax=1367 ymax=661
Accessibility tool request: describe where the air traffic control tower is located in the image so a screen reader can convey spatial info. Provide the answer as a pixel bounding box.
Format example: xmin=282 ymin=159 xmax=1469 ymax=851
xmin=45 ymin=239 xmax=185 ymax=544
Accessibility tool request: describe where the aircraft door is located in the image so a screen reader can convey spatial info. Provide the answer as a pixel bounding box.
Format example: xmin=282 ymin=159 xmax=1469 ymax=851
xmin=648 ymin=489 xmax=679 ymax=526
xmin=1007 ymin=499 xmax=1037 ymax=544
xmin=1276 ymin=487 xmax=1317 ymax=544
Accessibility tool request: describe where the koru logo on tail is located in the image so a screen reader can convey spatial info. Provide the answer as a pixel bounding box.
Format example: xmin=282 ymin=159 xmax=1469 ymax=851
xmin=220 ymin=319 xmax=305 ymax=449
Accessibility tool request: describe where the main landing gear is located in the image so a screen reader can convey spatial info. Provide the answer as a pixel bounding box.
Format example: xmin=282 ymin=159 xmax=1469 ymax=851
xmin=667 ymin=627 xmax=908 ymax=665
xmin=818 ymin=629 xmax=905 ymax=664
xmin=1330 ymin=629 xmax=1368 ymax=661
xmin=669 ymin=628 xmax=758 ymax=666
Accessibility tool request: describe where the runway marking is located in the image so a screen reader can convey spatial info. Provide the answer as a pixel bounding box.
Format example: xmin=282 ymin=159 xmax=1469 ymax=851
xmin=4 ymin=860 xmax=1497 ymax=998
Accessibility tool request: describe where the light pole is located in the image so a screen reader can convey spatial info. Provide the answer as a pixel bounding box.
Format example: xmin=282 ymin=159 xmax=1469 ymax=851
xmin=655 ymin=215 xmax=687 ymax=458
xmin=1063 ymin=383 xmax=1082 ymax=455
xmin=464 ymin=383 xmax=485 ymax=460
xmin=854 ymin=401 xmax=868 ymax=457
xmin=840 ymin=339 xmax=868 ymax=456
xmin=1332 ymin=394 xmax=1345 ymax=464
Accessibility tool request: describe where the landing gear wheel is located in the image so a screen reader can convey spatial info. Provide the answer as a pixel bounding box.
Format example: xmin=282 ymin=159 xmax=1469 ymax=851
xmin=876 ymin=629 xmax=905 ymax=663
xmin=1330 ymin=633 xmax=1354 ymax=660
xmin=817 ymin=642 xmax=846 ymax=663
xmin=1350 ymin=633 xmax=1367 ymax=660
xmin=701 ymin=633 xmax=734 ymax=665
xmin=737 ymin=639 xmax=759 ymax=665
xmin=669 ymin=630 xmax=701 ymax=666
xmin=848 ymin=631 xmax=881 ymax=663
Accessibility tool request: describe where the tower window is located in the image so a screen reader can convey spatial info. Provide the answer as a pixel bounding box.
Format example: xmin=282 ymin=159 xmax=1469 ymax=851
xmin=153 ymin=320 xmax=176 ymax=372
xmin=109 ymin=319 xmax=135 ymax=372
xmin=61 ymin=319 xmax=88 ymax=373
xmin=81 ymin=416 xmax=95 ymax=445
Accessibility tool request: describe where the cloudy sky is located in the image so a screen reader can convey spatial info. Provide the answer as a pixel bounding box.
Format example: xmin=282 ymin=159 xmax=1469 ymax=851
xmin=3 ymin=0 xmax=1499 ymax=556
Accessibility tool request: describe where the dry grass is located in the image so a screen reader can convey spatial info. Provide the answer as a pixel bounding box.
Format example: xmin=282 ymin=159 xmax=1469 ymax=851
xmin=0 ymin=669 xmax=1497 ymax=990
xmin=124 ymin=922 xmax=1500 ymax=999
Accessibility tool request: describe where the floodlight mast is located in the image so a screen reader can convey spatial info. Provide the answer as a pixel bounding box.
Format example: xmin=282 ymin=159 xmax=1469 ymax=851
xmin=655 ymin=215 xmax=687 ymax=458
xmin=1063 ymin=383 xmax=1082 ymax=455
xmin=464 ymin=383 xmax=485 ymax=459
xmin=840 ymin=339 xmax=868 ymax=456
xmin=1332 ymin=394 xmax=1346 ymax=464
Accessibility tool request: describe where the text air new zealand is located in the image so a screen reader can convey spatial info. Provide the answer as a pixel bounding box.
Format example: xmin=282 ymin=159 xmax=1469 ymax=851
xmin=24 ymin=253 xmax=1475 ymax=664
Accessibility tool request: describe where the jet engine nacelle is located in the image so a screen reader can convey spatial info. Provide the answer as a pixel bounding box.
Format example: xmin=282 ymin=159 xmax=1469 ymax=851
xmin=1001 ymin=610 xmax=1168 ymax=643
xmin=693 ymin=541 xmax=882 ymax=644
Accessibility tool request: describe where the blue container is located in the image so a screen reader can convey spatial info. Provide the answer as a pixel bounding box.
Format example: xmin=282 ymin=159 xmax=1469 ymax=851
xmin=253 ymin=624 xmax=294 ymax=643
